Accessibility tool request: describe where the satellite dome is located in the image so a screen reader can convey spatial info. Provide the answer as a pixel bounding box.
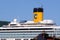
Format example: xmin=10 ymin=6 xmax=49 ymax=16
xmin=8 ymin=19 xmax=21 ymax=26
xmin=13 ymin=19 xmax=17 ymax=22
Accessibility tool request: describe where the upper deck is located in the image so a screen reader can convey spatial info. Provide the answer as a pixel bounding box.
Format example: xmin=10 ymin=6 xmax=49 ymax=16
xmin=0 ymin=19 xmax=60 ymax=39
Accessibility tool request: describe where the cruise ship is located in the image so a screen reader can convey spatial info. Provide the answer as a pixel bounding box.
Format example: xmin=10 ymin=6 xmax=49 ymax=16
xmin=0 ymin=8 xmax=60 ymax=40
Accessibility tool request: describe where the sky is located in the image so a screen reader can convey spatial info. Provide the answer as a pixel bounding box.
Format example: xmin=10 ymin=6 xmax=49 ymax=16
xmin=0 ymin=0 xmax=60 ymax=25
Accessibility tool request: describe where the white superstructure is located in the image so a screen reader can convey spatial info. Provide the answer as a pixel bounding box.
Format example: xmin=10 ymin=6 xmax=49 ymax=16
xmin=0 ymin=19 xmax=60 ymax=40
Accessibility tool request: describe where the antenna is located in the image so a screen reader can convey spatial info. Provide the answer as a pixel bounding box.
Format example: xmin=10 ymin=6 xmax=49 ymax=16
xmin=36 ymin=1 xmax=43 ymax=8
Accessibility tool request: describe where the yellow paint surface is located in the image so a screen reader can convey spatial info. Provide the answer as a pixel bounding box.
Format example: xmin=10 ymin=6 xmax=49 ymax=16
xmin=34 ymin=12 xmax=43 ymax=23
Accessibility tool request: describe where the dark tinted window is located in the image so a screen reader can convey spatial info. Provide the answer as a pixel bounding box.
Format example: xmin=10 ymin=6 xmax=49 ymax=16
xmin=15 ymin=39 xmax=21 ymax=40
xmin=1 ymin=39 xmax=6 ymax=40
xmin=24 ymin=39 xmax=28 ymax=40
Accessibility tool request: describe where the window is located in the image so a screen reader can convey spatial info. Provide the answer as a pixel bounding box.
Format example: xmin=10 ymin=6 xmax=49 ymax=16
xmin=24 ymin=39 xmax=28 ymax=40
xmin=15 ymin=39 xmax=21 ymax=40
xmin=1 ymin=39 xmax=6 ymax=40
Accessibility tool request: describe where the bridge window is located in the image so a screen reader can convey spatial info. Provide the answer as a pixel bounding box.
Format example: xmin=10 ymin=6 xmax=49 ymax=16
xmin=24 ymin=39 xmax=28 ymax=40
xmin=1 ymin=39 xmax=6 ymax=40
xmin=15 ymin=39 xmax=21 ymax=40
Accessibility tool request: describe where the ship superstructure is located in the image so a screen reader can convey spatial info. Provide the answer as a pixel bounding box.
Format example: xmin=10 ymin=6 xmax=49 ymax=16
xmin=0 ymin=8 xmax=60 ymax=40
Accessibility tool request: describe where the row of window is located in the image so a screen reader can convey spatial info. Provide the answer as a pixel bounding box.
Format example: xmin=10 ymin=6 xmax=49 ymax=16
xmin=0 ymin=39 xmax=32 ymax=40
xmin=0 ymin=28 xmax=53 ymax=30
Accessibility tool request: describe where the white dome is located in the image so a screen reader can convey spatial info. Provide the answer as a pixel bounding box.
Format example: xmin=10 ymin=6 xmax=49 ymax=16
xmin=10 ymin=19 xmax=18 ymax=24
xmin=25 ymin=21 xmax=34 ymax=23
xmin=40 ymin=20 xmax=55 ymax=24
xmin=13 ymin=19 xmax=17 ymax=22
xmin=8 ymin=19 xmax=21 ymax=26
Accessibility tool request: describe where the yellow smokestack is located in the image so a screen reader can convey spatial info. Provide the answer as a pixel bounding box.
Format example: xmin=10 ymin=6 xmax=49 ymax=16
xmin=33 ymin=8 xmax=43 ymax=23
